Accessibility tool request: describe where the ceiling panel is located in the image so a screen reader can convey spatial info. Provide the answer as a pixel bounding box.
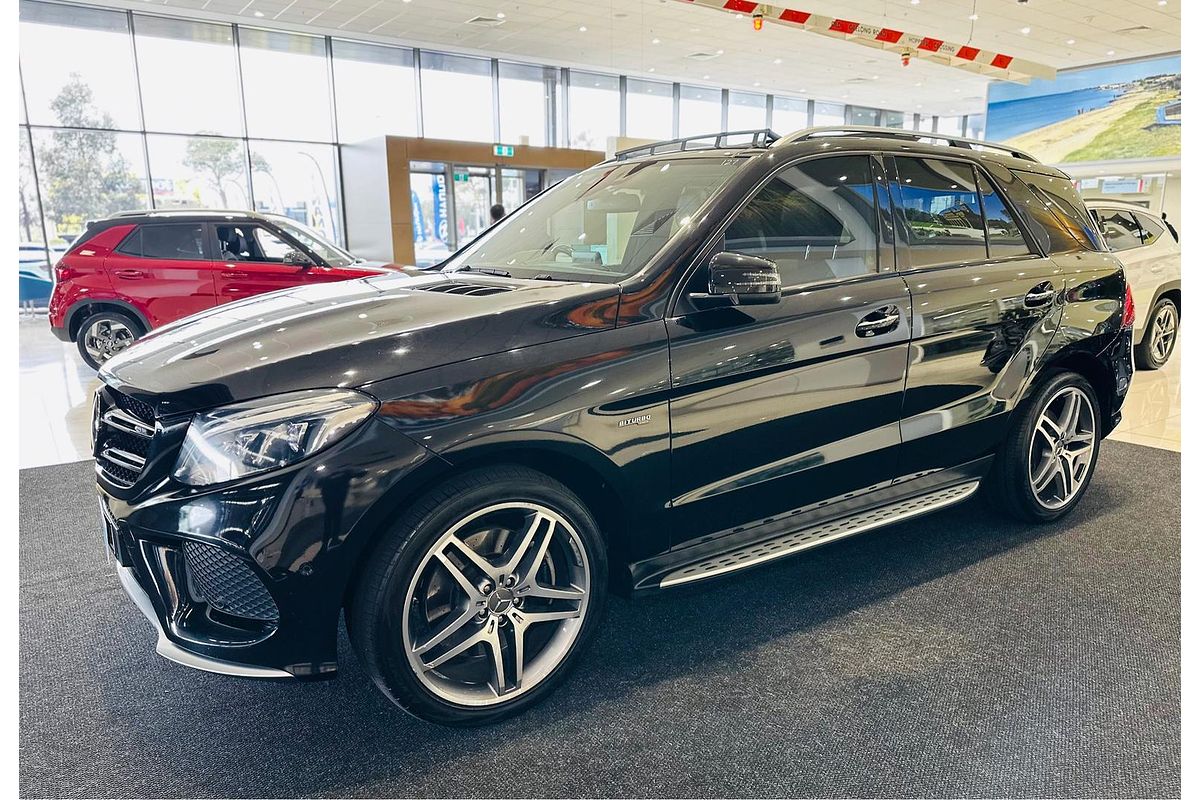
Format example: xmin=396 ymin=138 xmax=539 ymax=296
xmin=91 ymin=0 xmax=1179 ymax=116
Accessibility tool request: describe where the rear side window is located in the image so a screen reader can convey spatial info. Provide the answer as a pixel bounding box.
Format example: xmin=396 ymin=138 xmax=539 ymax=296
xmin=117 ymin=224 xmax=208 ymax=260
xmin=723 ymin=155 xmax=877 ymax=287
xmin=1132 ymin=212 xmax=1167 ymax=246
xmin=1015 ymin=171 xmax=1103 ymax=252
xmin=892 ymin=157 xmax=986 ymax=268
xmin=1092 ymin=209 xmax=1144 ymax=252
xmin=977 ymin=172 xmax=1033 ymax=259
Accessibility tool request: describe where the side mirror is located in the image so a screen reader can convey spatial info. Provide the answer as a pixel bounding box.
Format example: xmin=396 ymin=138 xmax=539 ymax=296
xmin=283 ymin=250 xmax=313 ymax=267
xmin=706 ymin=251 xmax=781 ymax=305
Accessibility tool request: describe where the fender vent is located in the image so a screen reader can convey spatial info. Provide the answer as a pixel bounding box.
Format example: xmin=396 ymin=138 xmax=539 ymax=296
xmin=419 ymin=282 xmax=515 ymax=297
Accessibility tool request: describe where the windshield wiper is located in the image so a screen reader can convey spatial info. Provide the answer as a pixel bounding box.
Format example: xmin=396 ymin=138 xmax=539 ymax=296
xmin=451 ymin=265 xmax=511 ymax=277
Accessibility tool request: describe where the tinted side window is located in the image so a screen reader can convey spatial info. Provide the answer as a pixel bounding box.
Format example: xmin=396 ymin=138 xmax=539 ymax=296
xmin=120 ymin=224 xmax=207 ymax=260
xmin=724 ymin=155 xmax=877 ymax=286
xmin=977 ymin=172 xmax=1033 ymax=258
xmin=1015 ymin=171 xmax=1103 ymax=252
xmin=894 ymin=157 xmax=986 ymax=268
xmin=217 ymin=224 xmax=293 ymax=262
xmin=1132 ymin=212 xmax=1166 ymax=246
xmin=1093 ymin=209 xmax=1144 ymax=252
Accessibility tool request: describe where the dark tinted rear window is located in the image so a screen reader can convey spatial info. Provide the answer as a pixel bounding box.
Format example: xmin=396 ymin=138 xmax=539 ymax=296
xmin=1015 ymin=171 xmax=1103 ymax=252
xmin=117 ymin=224 xmax=208 ymax=260
xmin=893 ymin=157 xmax=986 ymax=268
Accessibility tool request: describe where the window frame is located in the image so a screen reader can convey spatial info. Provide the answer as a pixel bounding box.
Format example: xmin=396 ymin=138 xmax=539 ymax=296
xmin=212 ymin=220 xmax=327 ymax=266
xmin=116 ymin=222 xmax=211 ymax=261
xmin=973 ymin=165 xmax=1038 ymax=260
xmin=1130 ymin=210 xmax=1168 ymax=247
xmin=669 ymin=151 xmax=892 ymax=316
xmin=1090 ymin=207 xmax=1147 ymax=253
xmin=885 ymin=154 xmax=1042 ymax=274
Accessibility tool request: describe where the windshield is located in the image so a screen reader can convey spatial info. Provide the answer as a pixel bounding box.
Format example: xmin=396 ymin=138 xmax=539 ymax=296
xmin=271 ymin=216 xmax=357 ymax=267
xmin=443 ymin=157 xmax=742 ymax=282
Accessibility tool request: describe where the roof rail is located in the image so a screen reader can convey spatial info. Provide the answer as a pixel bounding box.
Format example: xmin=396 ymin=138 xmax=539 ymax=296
xmin=613 ymin=128 xmax=779 ymax=161
xmin=775 ymin=126 xmax=1039 ymax=162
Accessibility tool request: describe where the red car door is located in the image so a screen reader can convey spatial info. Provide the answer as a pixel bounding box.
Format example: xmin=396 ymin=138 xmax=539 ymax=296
xmin=105 ymin=222 xmax=217 ymax=328
xmin=213 ymin=222 xmax=358 ymax=303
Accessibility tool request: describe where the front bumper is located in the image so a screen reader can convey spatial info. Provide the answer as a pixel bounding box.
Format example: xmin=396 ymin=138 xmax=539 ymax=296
xmin=102 ymin=415 xmax=443 ymax=679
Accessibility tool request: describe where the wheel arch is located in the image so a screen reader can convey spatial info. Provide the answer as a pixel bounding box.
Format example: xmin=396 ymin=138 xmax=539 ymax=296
xmin=1035 ymin=347 xmax=1117 ymax=436
xmin=66 ymin=298 xmax=151 ymax=341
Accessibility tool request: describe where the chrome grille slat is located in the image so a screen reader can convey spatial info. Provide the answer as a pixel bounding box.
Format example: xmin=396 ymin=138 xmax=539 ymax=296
xmin=95 ymin=388 xmax=159 ymax=488
xmin=102 ymin=407 xmax=155 ymax=438
xmin=100 ymin=447 xmax=146 ymax=472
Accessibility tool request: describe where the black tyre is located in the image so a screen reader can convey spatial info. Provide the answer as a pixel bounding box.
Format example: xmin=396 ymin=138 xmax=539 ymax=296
xmin=348 ymin=464 xmax=607 ymax=726
xmin=987 ymin=370 xmax=1101 ymax=523
xmin=76 ymin=310 xmax=143 ymax=370
xmin=1134 ymin=296 xmax=1179 ymax=370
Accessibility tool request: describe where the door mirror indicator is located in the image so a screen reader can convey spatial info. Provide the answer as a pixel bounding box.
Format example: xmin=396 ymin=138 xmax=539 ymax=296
xmin=706 ymin=251 xmax=781 ymax=305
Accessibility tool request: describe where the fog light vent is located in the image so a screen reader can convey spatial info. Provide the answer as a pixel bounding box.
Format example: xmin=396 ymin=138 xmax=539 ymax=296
xmin=183 ymin=541 xmax=280 ymax=622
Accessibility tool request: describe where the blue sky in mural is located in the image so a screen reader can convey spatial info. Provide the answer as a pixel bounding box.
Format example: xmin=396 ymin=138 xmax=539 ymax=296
xmin=986 ymin=55 xmax=1180 ymax=141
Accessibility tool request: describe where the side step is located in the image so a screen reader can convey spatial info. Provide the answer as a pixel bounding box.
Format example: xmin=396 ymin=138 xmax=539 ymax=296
xmin=658 ymin=481 xmax=980 ymax=589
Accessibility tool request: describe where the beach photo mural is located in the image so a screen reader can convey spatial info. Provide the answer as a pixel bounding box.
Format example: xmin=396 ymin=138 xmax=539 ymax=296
xmin=986 ymin=54 xmax=1180 ymax=163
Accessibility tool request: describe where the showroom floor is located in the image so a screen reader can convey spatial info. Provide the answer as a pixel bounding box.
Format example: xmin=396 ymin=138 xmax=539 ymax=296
xmin=19 ymin=442 xmax=1179 ymax=798
xmin=18 ymin=314 xmax=1183 ymax=469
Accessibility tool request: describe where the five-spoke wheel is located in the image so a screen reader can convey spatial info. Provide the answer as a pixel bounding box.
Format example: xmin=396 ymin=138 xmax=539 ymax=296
xmin=1135 ymin=297 xmax=1179 ymax=370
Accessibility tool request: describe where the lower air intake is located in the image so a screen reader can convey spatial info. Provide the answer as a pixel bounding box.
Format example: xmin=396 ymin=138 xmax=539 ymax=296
xmin=183 ymin=541 xmax=280 ymax=622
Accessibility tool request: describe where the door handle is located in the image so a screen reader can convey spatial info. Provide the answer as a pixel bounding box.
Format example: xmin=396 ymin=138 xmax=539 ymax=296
xmin=855 ymin=305 xmax=902 ymax=338
xmin=1024 ymin=282 xmax=1056 ymax=308
xmin=220 ymin=270 xmax=249 ymax=279
xmin=113 ymin=269 xmax=144 ymax=279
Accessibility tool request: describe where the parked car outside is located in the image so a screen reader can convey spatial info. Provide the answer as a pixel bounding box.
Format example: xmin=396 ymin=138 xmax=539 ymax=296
xmin=48 ymin=210 xmax=394 ymax=368
xmin=92 ymin=127 xmax=1133 ymax=725
xmin=1086 ymin=199 xmax=1180 ymax=369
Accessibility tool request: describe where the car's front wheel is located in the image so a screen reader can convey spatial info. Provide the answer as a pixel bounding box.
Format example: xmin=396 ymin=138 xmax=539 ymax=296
xmin=1135 ymin=296 xmax=1179 ymax=370
xmin=76 ymin=310 xmax=143 ymax=370
xmin=349 ymin=465 xmax=606 ymax=726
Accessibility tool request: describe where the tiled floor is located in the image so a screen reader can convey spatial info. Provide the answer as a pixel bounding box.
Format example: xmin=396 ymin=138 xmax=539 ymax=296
xmin=18 ymin=315 xmax=1183 ymax=469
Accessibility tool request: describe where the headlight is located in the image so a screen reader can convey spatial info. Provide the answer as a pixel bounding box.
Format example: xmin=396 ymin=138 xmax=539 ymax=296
xmin=173 ymin=389 xmax=378 ymax=486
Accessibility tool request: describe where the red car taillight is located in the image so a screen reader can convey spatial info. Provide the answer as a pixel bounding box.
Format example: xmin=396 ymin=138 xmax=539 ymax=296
xmin=1122 ymin=283 xmax=1136 ymax=329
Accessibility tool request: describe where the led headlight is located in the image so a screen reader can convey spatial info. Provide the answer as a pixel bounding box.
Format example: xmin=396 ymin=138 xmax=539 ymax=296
xmin=173 ymin=388 xmax=378 ymax=486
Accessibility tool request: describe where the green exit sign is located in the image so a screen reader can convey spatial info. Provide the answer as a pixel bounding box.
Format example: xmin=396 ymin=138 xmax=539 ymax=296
xmin=453 ymin=171 xmax=469 ymax=182
xmin=493 ymin=144 xmax=515 ymax=157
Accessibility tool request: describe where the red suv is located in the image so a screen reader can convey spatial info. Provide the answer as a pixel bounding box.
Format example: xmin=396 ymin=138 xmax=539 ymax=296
xmin=49 ymin=210 xmax=393 ymax=368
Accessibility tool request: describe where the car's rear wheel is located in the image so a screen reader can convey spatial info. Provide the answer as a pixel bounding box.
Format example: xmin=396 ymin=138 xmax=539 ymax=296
xmin=76 ymin=310 xmax=143 ymax=370
xmin=349 ymin=465 xmax=606 ymax=726
xmin=1135 ymin=296 xmax=1179 ymax=370
xmin=987 ymin=370 xmax=1101 ymax=523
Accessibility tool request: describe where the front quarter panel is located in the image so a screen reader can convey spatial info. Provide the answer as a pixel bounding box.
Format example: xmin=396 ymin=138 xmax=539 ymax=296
xmin=364 ymin=321 xmax=673 ymax=562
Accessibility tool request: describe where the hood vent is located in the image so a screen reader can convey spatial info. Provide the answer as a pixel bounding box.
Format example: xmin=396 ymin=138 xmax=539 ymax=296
xmin=419 ymin=282 xmax=516 ymax=297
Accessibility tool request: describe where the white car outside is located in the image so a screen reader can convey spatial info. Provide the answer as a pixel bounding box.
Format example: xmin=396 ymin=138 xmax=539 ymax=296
xmin=1087 ymin=200 xmax=1181 ymax=369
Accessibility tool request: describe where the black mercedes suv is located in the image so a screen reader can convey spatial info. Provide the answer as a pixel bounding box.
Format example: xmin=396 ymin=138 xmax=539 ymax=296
xmin=94 ymin=127 xmax=1134 ymax=725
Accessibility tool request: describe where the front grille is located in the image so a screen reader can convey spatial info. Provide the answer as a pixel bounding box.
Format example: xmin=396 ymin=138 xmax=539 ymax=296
xmin=183 ymin=540 xmax=280 ymax=622
xmin=94 ymin=388 xmax=156 ymax=488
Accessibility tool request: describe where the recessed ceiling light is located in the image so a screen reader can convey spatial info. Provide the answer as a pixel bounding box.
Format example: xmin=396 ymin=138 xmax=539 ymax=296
xmin=968 ymin=13 xmax=979 ymax=20
xmin=871 ymin=75 xmax=879 ymax=80
xmin=1107 ymin=49 xmax=1116 ymax=55
xmin=578 ymin=25 xmax=587 ymax=31
xmin=703 ymin=74 xmax=710 ymax=80
xmin=1158 ymin=0 xmax=1167 ymax=5
xmin=716 ymin=49 xmax=724 ymax=55
xmin=1066 ymin=38 xmax=1075 ymax=44
xmin=651 ymin=37 xmax=660 ymax=44
xmin=253 ymin=10 xmax=264 ymax=16
xmin=1020 ymin=26 xmax=1031 ymax=34
xmin=648 ymin=67 xmax=655 ymax=72
xmin=910 ymin=0 xmax=919 ymax=5
xmin=773 ymin=58 xmax=782 ymax=64
xmin=915 ymin=82 xmax=923 ymax=87
xmin=496 ymin=11 xmax=505 ymax=18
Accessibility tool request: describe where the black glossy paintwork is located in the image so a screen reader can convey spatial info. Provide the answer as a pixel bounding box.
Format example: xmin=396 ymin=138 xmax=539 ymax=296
xmin=96 ymin=134 xmax=1132 ymax=677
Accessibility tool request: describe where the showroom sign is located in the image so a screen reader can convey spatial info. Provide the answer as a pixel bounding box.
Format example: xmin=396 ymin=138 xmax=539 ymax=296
xmin=675 ymin=0 xmax=1055 ymax=83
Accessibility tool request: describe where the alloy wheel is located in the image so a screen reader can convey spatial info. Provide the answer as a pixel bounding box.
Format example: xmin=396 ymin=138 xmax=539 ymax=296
xmin=83 ymin=319 xmax=135 ymax=364
xmin=1151 ymin=303 xmax=1178 ymax=364
xmin=1027 ymin=386 xmax=1096 ymax=510
xmin=402 ymin=502 xmax=591 ymax=707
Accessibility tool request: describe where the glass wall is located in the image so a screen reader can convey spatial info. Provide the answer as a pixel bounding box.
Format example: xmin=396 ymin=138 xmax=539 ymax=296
xmin=421 ymin=52 xmax=493 ymax=142
xmin=679 ymin=85 xmax=722 ymax=136
xmin=18 ymin=0 xmax=947 ymax=266
xmin=772 ymin=96 xmax=808 ymax=135
xmin=728 ymin=92 xmax=766 ymax=130
xmin=568 ymin=71 xmax=620 ymax=150
xmin=625 ymin=78 xmax=673 ymax=140
xmin=499 ymin=62 xmax=555 ymax=146
xmin=332 ymin=39 xmax=417 ymax=142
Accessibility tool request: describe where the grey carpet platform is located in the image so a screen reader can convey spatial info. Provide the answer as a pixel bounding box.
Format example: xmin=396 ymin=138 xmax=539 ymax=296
xmin=20 ymin=441 xmax=1179 ymax=798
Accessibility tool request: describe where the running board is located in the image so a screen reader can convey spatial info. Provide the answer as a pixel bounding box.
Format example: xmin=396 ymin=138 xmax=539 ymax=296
xmin=658 ymin=481 xmax=980 ymax=589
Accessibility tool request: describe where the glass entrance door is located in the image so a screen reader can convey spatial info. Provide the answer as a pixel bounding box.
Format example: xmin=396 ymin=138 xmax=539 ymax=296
xmin=451 ymin=165 xmax=495 ymax=248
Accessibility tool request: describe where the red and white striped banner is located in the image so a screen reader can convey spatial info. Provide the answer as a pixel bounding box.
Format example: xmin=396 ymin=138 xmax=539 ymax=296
xmin=675 ymin=0 xmax=1055 ymax=83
